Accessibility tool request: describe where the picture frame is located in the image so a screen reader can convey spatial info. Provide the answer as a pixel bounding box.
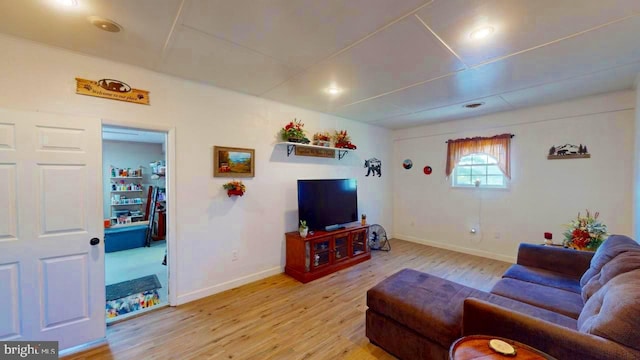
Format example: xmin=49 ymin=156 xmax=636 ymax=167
xmin=213 ymin=146 xmax=255 ymax=178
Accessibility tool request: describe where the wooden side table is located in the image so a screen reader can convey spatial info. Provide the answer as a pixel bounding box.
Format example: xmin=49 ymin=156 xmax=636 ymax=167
xmin=450 ymin=335 xmax=557 ymax=360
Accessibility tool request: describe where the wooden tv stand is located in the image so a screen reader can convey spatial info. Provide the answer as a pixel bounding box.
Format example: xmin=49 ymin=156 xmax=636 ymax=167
xmin=285 ymin=223 xmax=370 ymax=283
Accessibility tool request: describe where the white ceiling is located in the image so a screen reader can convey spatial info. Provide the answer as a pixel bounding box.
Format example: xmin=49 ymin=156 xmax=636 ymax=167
xmin=102 ymin=126 xmax=166 ymax=144
xmin=1 ymin=0 xmax=639 ymax=129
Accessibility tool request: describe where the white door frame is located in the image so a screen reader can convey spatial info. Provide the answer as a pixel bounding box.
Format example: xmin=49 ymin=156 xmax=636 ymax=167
xmin=101 ymin=119 xmax=178 ymax=306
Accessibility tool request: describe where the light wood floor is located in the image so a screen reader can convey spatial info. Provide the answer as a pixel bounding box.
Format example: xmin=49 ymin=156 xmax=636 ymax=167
xmin=64 ymin=240 xmax=511 ymax=360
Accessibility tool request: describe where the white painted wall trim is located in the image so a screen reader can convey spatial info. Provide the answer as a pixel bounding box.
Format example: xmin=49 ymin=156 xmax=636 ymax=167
xmin=394 ymin=234 xmax=516 ymax=264
xmin=176 ymin=266 xmax=283 ymax=305
xmin=165 ymin=128 xmax=177 ymax=306
xmin=101 ymin=119 xmax=179 ymax=306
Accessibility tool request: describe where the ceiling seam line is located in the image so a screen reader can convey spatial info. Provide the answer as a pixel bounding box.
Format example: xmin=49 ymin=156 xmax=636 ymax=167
xmin=499 ymin=95 xmax=515 ymax=108
xmin=159 ymin=0 xmax=188 ymax=67
xmin=392 ymin=108 xmax=633 ymax=141
xmin=366 ymin=59 xmax=640 ymax=124
xmin=475 ymin=59 xmax=640 ymax=103
xmin=469 ymin=13 xmax=640 ymax=70
xmin=257 ymin=0 xmax=436 ymax=96
xmin=337 ymin=13 xmax=640 ymax=110
xmin=335 ymin=71 xmax=461 ymax=109
xmin=180 ymin=24 xmax=300 ymax=67
xmin=413 ymin=14 xmax=469 ymax=69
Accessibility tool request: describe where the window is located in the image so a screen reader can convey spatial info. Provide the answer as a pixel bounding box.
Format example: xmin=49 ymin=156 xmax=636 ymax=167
xmin=452 ymin=153 xmax=507 ymax=188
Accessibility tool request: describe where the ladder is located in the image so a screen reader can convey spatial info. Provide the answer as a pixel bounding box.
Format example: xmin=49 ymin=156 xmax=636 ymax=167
xmin=144 ymin=186 xmax=159 ymax=247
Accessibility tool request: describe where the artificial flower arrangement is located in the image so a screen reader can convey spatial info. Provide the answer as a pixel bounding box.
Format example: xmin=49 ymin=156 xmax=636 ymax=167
xmin=312 ymin=131 xmax=331 ymax=147
xmin=563 ymin=209 xmax=608 ymax=251
xmin=223 ymin=180 xmax=246 ymax=197
xmin=333 ymin=130 xmax=357 ymax=149
xmin=280 ymin=118 xmax=309 ymax=143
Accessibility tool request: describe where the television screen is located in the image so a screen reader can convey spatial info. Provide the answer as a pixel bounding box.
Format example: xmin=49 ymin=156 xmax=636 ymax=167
xmin=297 ymin=179 xmax=358 ymax=231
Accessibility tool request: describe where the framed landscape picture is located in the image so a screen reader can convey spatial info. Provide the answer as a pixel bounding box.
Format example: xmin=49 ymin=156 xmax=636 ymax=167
xmin=213 ymin=146 xmax=255 ymax=178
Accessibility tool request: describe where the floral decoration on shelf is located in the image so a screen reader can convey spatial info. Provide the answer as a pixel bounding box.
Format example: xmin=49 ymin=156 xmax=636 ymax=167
xmin=563 ymin=209 xmax=608 ymax=251
xmin=312 ymin=132 xmax=331 ymax=147
xmin=333 ymin=130 xmax=357 ymax=149
xmin=222 ymin=180 xmax=246 ymax=197
xmin=281 ymin=119 xmax=310 ymax=144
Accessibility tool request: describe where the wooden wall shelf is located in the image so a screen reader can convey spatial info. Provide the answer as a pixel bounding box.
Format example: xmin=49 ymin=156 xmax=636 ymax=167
xmin=277 ymin=142 xmax=354 ymax=160
xmin=547 ymin=154 xmax=591 ymax=160
xmin=285 ymin=223 xmax=370 ymax=283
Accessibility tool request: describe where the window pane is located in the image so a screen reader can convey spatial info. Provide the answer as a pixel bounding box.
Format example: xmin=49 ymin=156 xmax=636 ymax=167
xmin=458 ymin=156 xmax=473 ymax=165
xmin=456 ymin=176 xmax=472 ymax=186
xmin=456 ymin=166 xmax=471 ymax=176
xmin=486 ymin=176 xmax=504 ymax=186
xmin=486 ymin=155 xmax=498 ymax=164
xmin=470 ymin=154 xmax=487 ymax=165
xmin=487 ymin=165 xmax=503 ymax=175
xmin=471 ymin=166 xmax=487 ymax=177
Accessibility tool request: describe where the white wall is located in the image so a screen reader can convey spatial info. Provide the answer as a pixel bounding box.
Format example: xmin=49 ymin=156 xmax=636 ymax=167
xmin=102 ymin=140 xmax=165 ymax=218
xmin=0 ymin=34 xmax=393 ymax=304
xmin=393 ymin=91 xmax=635 ymax=262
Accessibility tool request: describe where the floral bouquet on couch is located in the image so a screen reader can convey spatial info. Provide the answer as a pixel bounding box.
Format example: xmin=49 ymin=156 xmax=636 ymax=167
xmin=563 ymin=209 xmax=608 ymax=251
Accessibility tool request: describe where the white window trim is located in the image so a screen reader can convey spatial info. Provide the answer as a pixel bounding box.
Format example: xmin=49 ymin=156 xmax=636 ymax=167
xmin=451 ymin=153 xmax=508 ymax=189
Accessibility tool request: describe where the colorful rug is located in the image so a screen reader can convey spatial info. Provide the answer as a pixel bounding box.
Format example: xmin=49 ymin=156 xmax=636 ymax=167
xmin=106 ymin=289 xmax=161 ymax=318
xmin=106 ymin=275 xmax=162 ymax=318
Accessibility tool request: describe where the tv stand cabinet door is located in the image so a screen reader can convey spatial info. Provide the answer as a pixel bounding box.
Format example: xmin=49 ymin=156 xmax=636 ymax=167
xmin=333 ymin=233 xmax=349 ymax=263
xmin=350 ymin=229 xmax=368 ymax=257
xmin=310 ymin=237 xmax=331 ymax=270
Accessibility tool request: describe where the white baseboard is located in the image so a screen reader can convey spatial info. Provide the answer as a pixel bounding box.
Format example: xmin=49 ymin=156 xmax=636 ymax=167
xmin=59 ymin=337 xmax=107 ymax=357
xmin=394 ymin=234 xmax=516 ymax=263
xmin=176 ymin=266 xmax=283 ymax=305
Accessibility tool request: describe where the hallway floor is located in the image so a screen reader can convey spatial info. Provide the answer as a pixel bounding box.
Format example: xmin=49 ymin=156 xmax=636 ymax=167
xmin=105 ymin=240 xmax=168 ymax=321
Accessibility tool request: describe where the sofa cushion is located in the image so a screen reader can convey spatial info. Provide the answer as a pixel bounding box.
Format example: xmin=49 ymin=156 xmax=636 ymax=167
xmin=491 ymin=278 xmax=584 ymax=319
xmin=580 ymin=235 xmax=640 ymax=286
xmin=582 ymin=251 xmax=640 ymax=302
xmin=503 ymin=264 xmax=581 ymax=294
xmin=367 ymin=269 xmax=577 ymax=349
xmin=578 ymin=269 xmax=640 ymax=351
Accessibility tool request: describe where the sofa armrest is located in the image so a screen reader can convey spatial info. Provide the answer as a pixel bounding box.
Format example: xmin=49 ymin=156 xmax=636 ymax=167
xmin=462 ymin=298 xmax=638 ymax=360
xmin=516 ymin=243 xmax=593 ymax=277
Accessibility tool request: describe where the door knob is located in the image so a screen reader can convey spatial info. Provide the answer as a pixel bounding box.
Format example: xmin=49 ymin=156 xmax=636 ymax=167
xmin=90 ymin=238 xmax=100 ymax=246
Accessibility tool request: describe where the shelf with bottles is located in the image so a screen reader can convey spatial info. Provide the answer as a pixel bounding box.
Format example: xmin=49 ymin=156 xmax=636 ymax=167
xmin=111 ymin=195 xmax=145 ymax=206
xmin=109 ymin=215 xmax=144 ymax=220
xmin=149 ymin=160 xmax=166 ymax=178
xmin=110 ymin=166 xmax=143 ymax=179
xmin=111 ymin=190 xmax=143 ymax=193
xmin=110 ymin=179 xmax=144 ymax=192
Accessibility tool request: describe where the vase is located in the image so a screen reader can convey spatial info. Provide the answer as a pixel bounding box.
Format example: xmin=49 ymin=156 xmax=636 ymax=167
xmin=299 ymin=228 xmax=308 ymax=238
xmin=288 ymin=137 xmax=303 ymax=143
xmin=227 ymin=189 xmax=244 ymax=197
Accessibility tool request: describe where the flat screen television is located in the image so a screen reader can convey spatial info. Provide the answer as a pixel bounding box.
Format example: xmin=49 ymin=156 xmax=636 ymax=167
xmin=297 ymin=179 xmax=358 ymax=231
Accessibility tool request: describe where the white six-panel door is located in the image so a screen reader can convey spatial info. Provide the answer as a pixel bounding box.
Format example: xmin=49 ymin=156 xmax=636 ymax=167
xmin=0 ymin=109 xmax=104 ymax=350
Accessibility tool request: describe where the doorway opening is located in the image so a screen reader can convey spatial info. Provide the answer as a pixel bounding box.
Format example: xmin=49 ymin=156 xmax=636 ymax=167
xmin=102 ymin=125 xmax=169 ymax=322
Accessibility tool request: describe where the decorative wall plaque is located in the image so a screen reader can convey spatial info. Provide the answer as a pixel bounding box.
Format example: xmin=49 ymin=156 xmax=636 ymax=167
xmin=547 ymin=144 xmax=590 ymax=159
xmin=76 ymin=78 xmax=150 ymax=105
xmin=294 ymin=146 xmax=335 ymax=158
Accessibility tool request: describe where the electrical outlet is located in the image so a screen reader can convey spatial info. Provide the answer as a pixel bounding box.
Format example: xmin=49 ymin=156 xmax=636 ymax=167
xmin=232 ymin=250 xmax=238 ymax=261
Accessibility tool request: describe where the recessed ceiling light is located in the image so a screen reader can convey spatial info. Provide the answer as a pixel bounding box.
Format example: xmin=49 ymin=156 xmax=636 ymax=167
xmin=470 ymin=26 xmax=494 ymax=40
xmin=463 ymin=102 xmax=485 ymax=109
xmin=88 ymin=16 xmax=122 ymax=33
xmin=325 ymin=86 xmax=343 ymax=95
xmin=57 ymin=0 xmax=78 ymax=6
